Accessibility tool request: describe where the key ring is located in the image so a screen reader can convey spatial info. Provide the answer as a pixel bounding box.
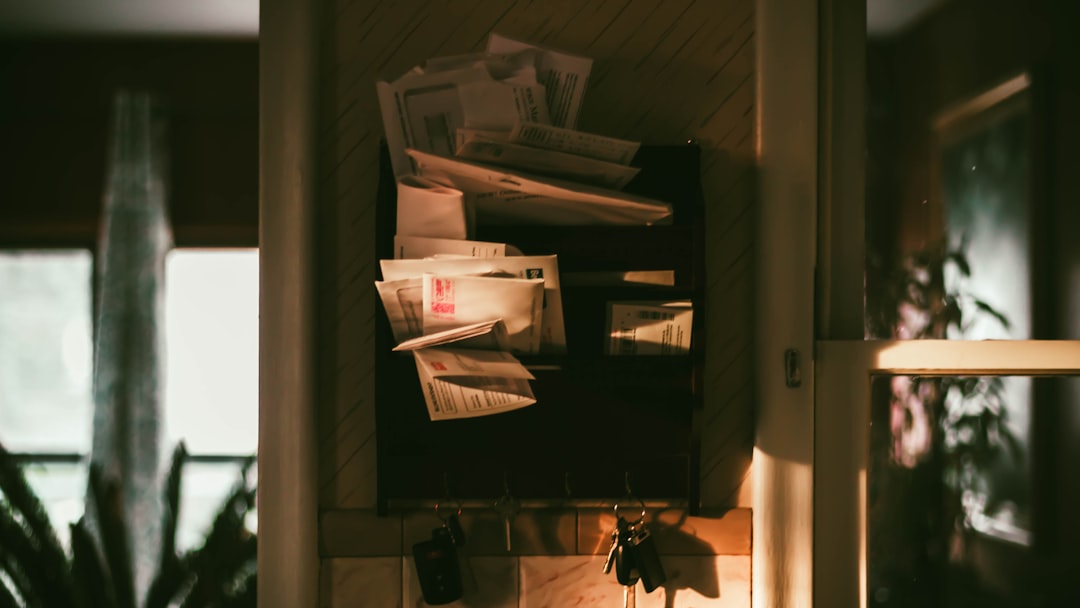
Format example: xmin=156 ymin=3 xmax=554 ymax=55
xmin=613 ymin=472 xmax=646 ymax=526
xmin=435 ymin=472 xmax=462 ymax=523
xmin=434 ymin=497 xmax=463 ymax=523
xmin=492 ymin=472 xmax=521 ymax=514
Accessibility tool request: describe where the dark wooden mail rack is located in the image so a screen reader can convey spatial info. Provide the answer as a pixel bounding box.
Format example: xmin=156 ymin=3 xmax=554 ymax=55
xmin=373 ymin=143 xmax=706 ymax=514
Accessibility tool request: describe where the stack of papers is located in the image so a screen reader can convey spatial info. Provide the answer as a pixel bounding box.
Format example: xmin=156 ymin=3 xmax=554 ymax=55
xmin=375 ymin=33 xmax=674 ymax=228
xmin=376 ymin=228 xmax=566 ymax=422
xmin=373 ymin=35 xmax=684 ymax=421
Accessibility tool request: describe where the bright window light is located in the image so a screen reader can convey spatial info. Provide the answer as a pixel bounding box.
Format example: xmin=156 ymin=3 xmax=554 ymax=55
xmin=0 ymin=248 xmax=259 ymax=552
xmin=164 ymin=249 xmax=259 ymax=455
xmin=0 ymin=250 xmax=93 ymax=453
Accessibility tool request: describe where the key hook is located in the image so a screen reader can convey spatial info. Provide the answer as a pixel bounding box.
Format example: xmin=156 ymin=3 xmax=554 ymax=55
xmin=435 ymin=472 xmax=462 ymax=523
xmin=614 ymin=471 xmax=646 ymax=526
xmin=434 ymin=497 xmax=463 ymax=523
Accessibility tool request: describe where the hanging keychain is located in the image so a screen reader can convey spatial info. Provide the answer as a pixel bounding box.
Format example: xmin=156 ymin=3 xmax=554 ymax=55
xmin=412 ymin=496 xmax=464 ymax=604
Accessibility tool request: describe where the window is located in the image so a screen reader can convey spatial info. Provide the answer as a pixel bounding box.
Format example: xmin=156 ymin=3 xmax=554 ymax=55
xmin=0 ymin=248 xmax=259 ymax=551
xmin=0 ymin=250 xmax=93 ymax=545
xmin=757 ymin=1 xmax=1080 ymax=606
xmin=164 ymin=248 xmax=259 ymax=549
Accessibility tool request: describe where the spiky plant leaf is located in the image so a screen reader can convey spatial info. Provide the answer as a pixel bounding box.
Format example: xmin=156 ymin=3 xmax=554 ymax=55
xmin=70 ymin=517 xmax=117 ymax=608
xmin=971 ymin=298 xmax=1011 ymax=330
xmin=87 ymin=465 xmax=136 ymax=608
xmin=0 ymin=571 xmax=23 ymax=608
xmin=0 ymin=515 xmax=34 ymax=607
xmin=179 ymin=470 xmax=256 ymax=608
xmin=0 ymin=500 xmax=73 ymax=608
xmin=144 ymin=442 xmax=191 ymax=608
xmin=0 ymin=443 xmax=72 ymax=596
xmin=218 ymin=567 xmax=257 ymax=608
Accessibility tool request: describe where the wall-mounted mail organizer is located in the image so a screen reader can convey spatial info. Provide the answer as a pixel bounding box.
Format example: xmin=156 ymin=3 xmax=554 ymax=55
xmin=373 ymin=143 xmax=706 ymax=515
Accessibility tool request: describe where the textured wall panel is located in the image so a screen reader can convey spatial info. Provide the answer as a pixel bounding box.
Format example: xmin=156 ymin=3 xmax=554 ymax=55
xmin=317 ymin=0 xmax=756 ymax=511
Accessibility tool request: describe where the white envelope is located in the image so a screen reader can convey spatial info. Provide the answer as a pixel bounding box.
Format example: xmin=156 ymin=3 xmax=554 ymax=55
xmin=405 ymin=148 xmax=673 ymax=226
xmin=509 ymin=121 xmax=640 ymax=165
xmin=375 ymin=66 xmax=491 ymax=177
xmin=374 ymin=278 xmax=423 ymax=343
xmin=422 ymin=273 xmax=544 ymax=354
xmin=486 ymin=33 xmax=593 ymax=129
xmin=457 ymin=80 xmax=550 ymax=131
xmin=393 ymin=235 xmax=513 ymax=259
xmin=454 ymin=140 xmax=640 ymax=189
xmin=413 ymin=347 xmax=536 ymax=421
xmin=395 ymin=175 xmax=470 ymax=239
xmin=381 ymin=255 xmax=566 ymax=353
xmin=393 ymin=319 xmax=511 ymax=352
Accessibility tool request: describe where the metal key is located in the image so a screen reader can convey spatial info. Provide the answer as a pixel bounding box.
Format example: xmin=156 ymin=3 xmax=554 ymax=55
xmin=492 ymin=493 xmax=520 ymax=552
xmin=623 ymin=582 xmax=637 ymax=608
xmin=443 ymin=511 xmax=466 ymax=547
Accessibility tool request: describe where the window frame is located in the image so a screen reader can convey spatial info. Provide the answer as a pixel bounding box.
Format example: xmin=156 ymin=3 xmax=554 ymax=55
xmin=1 ymin=245 xmax=258 ymax=549
xmin=752 ymin=1 xmax=1080 ymax=607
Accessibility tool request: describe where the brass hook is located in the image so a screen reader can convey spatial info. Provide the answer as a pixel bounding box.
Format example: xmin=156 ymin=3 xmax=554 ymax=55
xmin=435 ymin=472 xmax=461 ymax=523
xmin=615 ymin=471 xmax=646 ymax=526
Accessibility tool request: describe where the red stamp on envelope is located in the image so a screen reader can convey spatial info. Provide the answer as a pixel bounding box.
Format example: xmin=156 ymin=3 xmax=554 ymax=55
xmin=429 ymin=277 xmax=455 ymax=315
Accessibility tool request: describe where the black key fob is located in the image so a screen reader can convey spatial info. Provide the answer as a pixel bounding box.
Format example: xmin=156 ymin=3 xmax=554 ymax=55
xmin=629 ymin=525 xmax=666 ymax=592
xmin=614 ymin=537 xmax=640 ymax=586
xmin=412 ymin=532 xmax=463 ymax=605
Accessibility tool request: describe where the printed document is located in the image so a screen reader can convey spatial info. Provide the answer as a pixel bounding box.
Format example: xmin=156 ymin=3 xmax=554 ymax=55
xmin=486 ymin=33 xmax=593 ymax=129
xmin=422 ymin=273 xmax=544 ymax=354
xmin=393 ymin=319 xmax=510 ymax=352
xmin=455 ymin=140 xmax=640 ymax=190
xmin=406 ymin=148 xmax=673 ymax=226
xmin=393 ymin=235 xmax=514 ymax=259
xmin=381 ymin=254 xmax=567 ymax=353
xmin=413 ymin=347 xmax=536 ymax=421
xmin=606 ymin=301 xmax=694 ymax=355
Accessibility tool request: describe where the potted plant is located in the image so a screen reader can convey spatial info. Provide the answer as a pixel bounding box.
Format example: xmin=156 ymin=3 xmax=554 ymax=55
xmin=0 ymin=441 xmax=256 ymax=608
xmin=865 ymin=239 xmax=1020 ymax=604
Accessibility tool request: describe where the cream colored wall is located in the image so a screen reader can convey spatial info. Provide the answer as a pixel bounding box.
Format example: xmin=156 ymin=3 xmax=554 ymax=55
xmin=314 ymin=1 xmax=757 ymax=604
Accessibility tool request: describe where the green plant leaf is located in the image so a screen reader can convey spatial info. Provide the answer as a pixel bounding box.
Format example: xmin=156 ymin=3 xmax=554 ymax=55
xmin=218 ymin=568 xmax=257 ymax=608
xmin=972 ymin=298 xmax=1011 ymax=330
xmin=0 ymin=442 xmax=73 ymax=598
xmin=945 ymin=249 xmax=972 ymax=277
xmin=0 ymin=513 xmax=35 ymax=607
xmin=0 ymin=500 xmax=73 ymax=607
xmin=145 ymin=442 xmax=191 ymax=608
xmin=70 ymin=518 xmax=118 ymax=608
xmin=0 ymin=569 xmax=23 ymax=608
xmin=180 ymin=465 xmax=256 ymax=608
xmin=87 ymin=465 xmax=136 ymax=608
